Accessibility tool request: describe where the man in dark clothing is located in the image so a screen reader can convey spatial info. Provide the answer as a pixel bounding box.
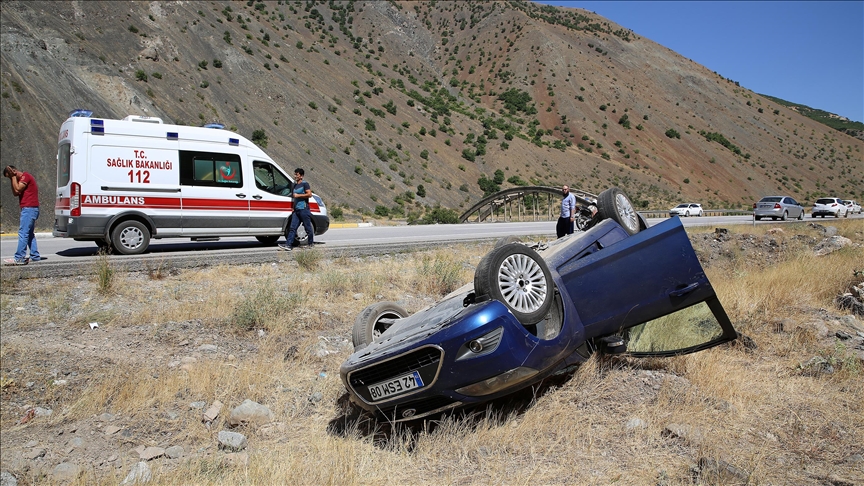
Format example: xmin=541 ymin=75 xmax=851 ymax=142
xmin=4 ymin=165 xmax=41 ymax=265
xmin=556 ymin=185 xmax=576 ymax=238
xmin=278 ymin=168 xmax=314 ymax=251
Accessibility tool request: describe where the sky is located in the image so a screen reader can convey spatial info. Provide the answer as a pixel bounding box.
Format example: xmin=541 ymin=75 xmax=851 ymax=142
xmin=537 ymin=1 xmax=864 ymax=123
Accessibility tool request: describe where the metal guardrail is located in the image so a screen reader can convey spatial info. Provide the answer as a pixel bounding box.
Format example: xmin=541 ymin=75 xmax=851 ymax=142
xmin=639 ymin=209 xmax=754 ymax=218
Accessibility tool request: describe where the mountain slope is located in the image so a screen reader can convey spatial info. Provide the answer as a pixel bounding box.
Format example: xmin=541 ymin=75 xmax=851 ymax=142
xmin=1 ymin=0 xmax=861 ymax=231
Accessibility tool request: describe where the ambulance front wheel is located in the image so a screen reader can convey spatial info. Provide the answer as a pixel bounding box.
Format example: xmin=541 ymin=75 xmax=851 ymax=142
xmin=111 ymin=220 xmax=150 ymax=255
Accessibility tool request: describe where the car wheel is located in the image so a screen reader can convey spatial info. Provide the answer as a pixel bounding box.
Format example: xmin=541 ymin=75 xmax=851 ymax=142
xmin=781 ymin=211 xmax=788 ymax=221
xmin=288 ymin=216 xmax=314 ymax=245
xmin=494 ymin=235 xmax=523 ymax=249
xmin=597 ymin=187 xmax=640 ymax=235
xmin=255 ymin=236 xmax=280 ymax=246
xmin=474 ymin=243 xmax=554 ymax=326
xmin=575 ymin=215 xmax=590 ymax=230
xmin=110 ymin=220 xmax=150 ymax=255
xmin=798 ymin=211 xmax=804 ymax=220
xmin=352 ymin=302 xmax=408 ymax=349
xmin=684 ymin=211 xmax=690 ymax=217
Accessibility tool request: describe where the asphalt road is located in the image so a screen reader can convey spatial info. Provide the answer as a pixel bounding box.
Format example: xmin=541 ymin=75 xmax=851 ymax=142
xmin=2 ymin=214 xmax=861 ymax=278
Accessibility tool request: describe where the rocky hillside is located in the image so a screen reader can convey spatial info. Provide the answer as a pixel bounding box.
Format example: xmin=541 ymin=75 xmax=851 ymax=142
xmin=1 ymin=0 xmax=862 ymax=231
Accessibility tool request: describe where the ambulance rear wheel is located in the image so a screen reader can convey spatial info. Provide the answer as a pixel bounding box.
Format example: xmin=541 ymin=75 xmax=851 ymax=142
xmin=111 ymin=221 xmax=150 ymax=255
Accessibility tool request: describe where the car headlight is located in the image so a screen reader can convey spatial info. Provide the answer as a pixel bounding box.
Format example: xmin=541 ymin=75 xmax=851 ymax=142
xmin=456 ymin=367 xmax=539 ymax=397
xmin=455 ymin=327 xmax=504 ymax=361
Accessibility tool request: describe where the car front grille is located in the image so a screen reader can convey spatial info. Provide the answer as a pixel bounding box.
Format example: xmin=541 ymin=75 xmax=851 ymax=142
xmin=349 ymin=346 xmax=441 ymax=387
xmin=348 ymin=346 xmax=443 ymax=403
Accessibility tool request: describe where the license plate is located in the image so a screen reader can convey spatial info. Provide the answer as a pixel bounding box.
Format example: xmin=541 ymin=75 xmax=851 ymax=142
xmin=368 ymin=371 xmax=424 ymax=401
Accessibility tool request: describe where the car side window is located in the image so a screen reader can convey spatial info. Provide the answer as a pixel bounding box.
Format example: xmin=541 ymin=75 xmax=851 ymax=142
xmin=253 ymin=161 xmax=293 ymax=196
xmin=625 ymin=299 xmax=735 ymax=355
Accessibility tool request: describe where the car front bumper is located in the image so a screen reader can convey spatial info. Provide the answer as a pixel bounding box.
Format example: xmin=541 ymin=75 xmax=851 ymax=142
xmin=340 ymin=300 xmax=573 ymax=422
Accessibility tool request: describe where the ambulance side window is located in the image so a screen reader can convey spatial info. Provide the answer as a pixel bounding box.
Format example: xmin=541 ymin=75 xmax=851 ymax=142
xmin=253 ymin=161 xmax=293 ymax=196
xmin=58 ymin=142 xmax=71 ymax=187
xmin=179 ymin=151 xmax=242 ymax=187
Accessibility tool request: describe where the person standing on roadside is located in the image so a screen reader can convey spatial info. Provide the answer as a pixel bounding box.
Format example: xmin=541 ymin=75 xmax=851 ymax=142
xmin=556 ymin=185 xmax=576 ymax=238
xmin=4 ymin=165 xmax=41 ymax=265
xmin=278 ymin=168 xmax=314 ymax=251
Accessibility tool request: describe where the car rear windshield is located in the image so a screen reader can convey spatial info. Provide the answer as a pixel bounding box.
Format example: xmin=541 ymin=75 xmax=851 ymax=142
xmin=760 ymin=197 xmax=781 ymax=202
xmin=815 ymin=199 xmax=836 ymax=204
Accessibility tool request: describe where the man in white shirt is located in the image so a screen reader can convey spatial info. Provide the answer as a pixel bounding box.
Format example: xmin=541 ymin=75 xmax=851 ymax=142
xmin=556 ymin=185 xmax=576 ymax=238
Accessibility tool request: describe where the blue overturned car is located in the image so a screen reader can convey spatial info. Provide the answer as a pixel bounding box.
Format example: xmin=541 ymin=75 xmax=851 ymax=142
xmin=340 ymin=187 xmax=737 ymax=422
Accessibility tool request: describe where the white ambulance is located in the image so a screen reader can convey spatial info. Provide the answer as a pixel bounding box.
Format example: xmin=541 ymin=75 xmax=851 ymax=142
xmin=53 ymin=110 xmax=329 ymax=254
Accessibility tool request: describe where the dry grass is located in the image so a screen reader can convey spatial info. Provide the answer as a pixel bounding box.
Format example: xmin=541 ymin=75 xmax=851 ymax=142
xmin=1 ymin=223 xmax=862 ymax=485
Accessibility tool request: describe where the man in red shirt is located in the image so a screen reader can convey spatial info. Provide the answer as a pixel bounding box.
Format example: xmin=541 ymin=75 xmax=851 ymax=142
xmin=4 ymin=165 xmax=41 ymax=265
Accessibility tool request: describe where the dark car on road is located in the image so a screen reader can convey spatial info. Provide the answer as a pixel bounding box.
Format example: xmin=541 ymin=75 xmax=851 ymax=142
xmin=753 ymin=196 xmax=805 ymax=221
xmin=340 ymin=187 xmax=738 ymax=423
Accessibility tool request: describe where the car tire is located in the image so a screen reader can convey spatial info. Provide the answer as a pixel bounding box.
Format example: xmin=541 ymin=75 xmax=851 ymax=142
xmin=255 ymin=236 xmax=280 ymax=246
xmin=110 ymin=220 xmax=150 ymax=255
xmin=597 ymin=187 xmax=640 ymax=235
xmin=575 ymin=215 xmax=591 ymax=230
xmin=781 ymin=211 xmax=788 ymax=221
xmin=798 ymin=211 xmax=804 ymax=220
xmin=494 ymin=235 xmax=523 ymax=249
xmin=288 ymin=217 xmax=314 ymax=245
xmin=474 ymin=243 xmax=554 ymax=326
xmin=352 ymin=302 xmax=409 ymax=349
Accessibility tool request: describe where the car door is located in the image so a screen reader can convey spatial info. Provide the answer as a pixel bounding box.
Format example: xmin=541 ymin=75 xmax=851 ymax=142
xmin=179 ymin=150 xmax=249 ymax=236
xmin=554 ymin=218 xmax=734 ymax=344
xmin=784 ymin=197 xmax=802 ymax=218
xmin=249 ymin=160 xmax=293 ymax=236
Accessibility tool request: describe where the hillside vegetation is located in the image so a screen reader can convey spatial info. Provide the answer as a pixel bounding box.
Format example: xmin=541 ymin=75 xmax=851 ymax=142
xmin=1 ymin=221 xmax=862 ymax=484
xmin=1 ymin=0 xmax=862 ymax=232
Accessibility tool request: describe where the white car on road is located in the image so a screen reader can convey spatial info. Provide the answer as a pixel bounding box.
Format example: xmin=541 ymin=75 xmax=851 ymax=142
xmin=669 ymin=203 xmax=703 ymax=217
xmin=811 ymin=198 xmax=848 ymax=218
xmin=843 ymin=200 xmax=862 ymax=215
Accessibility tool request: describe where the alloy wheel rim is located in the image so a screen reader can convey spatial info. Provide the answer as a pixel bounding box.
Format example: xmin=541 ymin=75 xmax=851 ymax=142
xmin=616 ymin=193 xmax=639 ymax=231
xmin=497 ymin=253 xmax=547 ymax=313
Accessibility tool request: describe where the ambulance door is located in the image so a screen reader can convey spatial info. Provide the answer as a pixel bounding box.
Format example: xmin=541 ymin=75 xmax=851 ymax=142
xmin=179 ymin=150 xmax=249 ymax=236
xmin=249 ymin=160 xmax=293 ymax=237
xmin=87 ymin=138 xmax=182 ymax=235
